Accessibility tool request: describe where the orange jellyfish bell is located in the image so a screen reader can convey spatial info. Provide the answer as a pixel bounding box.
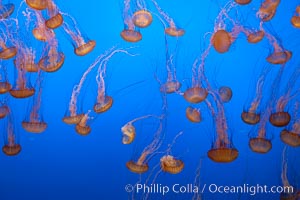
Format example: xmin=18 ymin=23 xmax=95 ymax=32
xmin=280 ymin=130 xmax=300 ymax=147
xmin=121 ymin=124 xmax=136 ymax=144
xmin=183 ymin=87 xmax=208 ymax=103
xmin=266 ymin=50 xmax=292 ymax=65
xmin=0 ymin=3 xmax=15 ymax=19
xmin=185 ymin=106 xmax=201 ymax=123
xmin=22 ymin=121 xmax=47 ymax=133
xmin=38 ymin=52 xmax=65 ymax=73
xmin=160 ymin=155 xmax=184 ymax=174
xmin=26 ymin=0 xmax=48 ymax=10
xmin=9 ymin=88 xmax=35 ymax=98
xmin=269 ymin=111 xmax=291 ymax=127
xmin=211 ymin=29 xmax=232 ymax=53
xmin=218 ymin=86 xmax=232 ymax=103
xmin=74 ymin=40 xmax=96 ymax=56
xmin=0 ymin=46 xmax=17 ymax=60
xmin=234 ymin=0 xmax=251 ymax=5
xmin=247 ymin=30 xmax=265 ymax=43
xmin=2 ymin=144 xmax=21 ymax=156
xmin=207 ymin=147 xmax=238 ymax=163
xmin=159 ymin=80 xmax=181 ymax=94
xmin=45 ymin=13 xmax=63 ymax=29
xmin=93 ymin=96 xmax=113 ymax=113
xmin=241 ymin=111 xmax=260 ymax=125
xmin=0 ymin=81 xmax=12 ymax=94
xmin=132 ymin=10 xmax=153 ymax=28
xmin=120 ymin=29 xmax=142 ymax=42
xmin=165 ymin=27 xmax=185 ymax=37
xmin=75 ymin=124 xmax=91 ymax=136
xmin=249 ymin=138 xmax=272 ymax=153
xmin=62 ymin=113 xmax=85 ymax=125
xmin=0 ymin=105 xmax=9 ymax=119
xmin=126 ymin=160 xmax=149 ymax=174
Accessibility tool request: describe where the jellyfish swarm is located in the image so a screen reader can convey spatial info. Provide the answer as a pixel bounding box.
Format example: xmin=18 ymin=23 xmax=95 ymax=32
xmin=257 ymin=0 xmax=280 ymax=22
xmin=9 ymin=59 xmax=35 ymax=98
xmin=186 ymin=106 xmax=201 ymax=123
xmin=22 ymin=73 xmax=47 ymax=133
xmin=39 ymin=37 xmax=65 ymax=72
xmin=0 ymin=3 xmax=14 ymax=19
xmin=62 ymin=14 xmax=96 ymax=56
xmin=44 ymin=0 xmax=63 ymax=29
xmin=151 ymin=0 xmax=185 ymax=37
xmin=75 ymin=111 xmax=91 ymax=136
xmin=26 ymin=0 xmax=48 ymax=10
xmin=206 ymin=93 xmax=238 ymax=163
xmin=94 ymin=48 xmax=135 ymax=113
xmin=126 ymin=118 xmax=164 ymax=173
xmin=132 ymin=0 xmax=152 ymax=28
xmin=160 ymin=155 xmax=184 ymax=174
xmin=121 ymin=0 xmax=142 ymax=42
xmin=32 ymin=10 xmax=56 ymax=42
xmin=2 ymin=115 xmax=21 ymax=156
xmin=218 ymin=86 xmax=232 ymax=103
xmin=291 ymin=6 xmax=300 ymax=28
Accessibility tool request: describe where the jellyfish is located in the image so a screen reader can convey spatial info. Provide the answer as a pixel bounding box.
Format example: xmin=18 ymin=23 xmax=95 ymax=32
xmin=186 ymin=106 xmax=201 ymax=123
xmin=132 ymin=0 xmax=152 ymax=28
xmin=280 ymin=146 xmax=297 ymax=200
xmin=291 ymin=6 xmax=300 ymax=28
xmin=13 ymin=41 xmax=38 ymax=73
xmin=0 ymin=37 xmax=17 ymax=60
xmin=121 ymin=0 xmax=142 ymax=42
xmin=94 ymin=48 xmax=136 ymax=113
xmin=269 ymin=66 xmax=300 ymax=127
xmin=159 ymin=35 xmax=181 ymax=94
xmin=62 ymin=14 xmax=96 ymax=56
xmin=31 ymin=10 xmax=55 ymax=42
xmin=0 ymin=103 xmax=9 ymax=119
xmin=2 ymin=114 xmax=21 ymax=156
xmin=160 ymin=155 xmax=184 ymax=174
xmin=234 ymin=0 xmax=251 ymax=5
xmin=126 ymin=117 xmax=165 ymax=174
xmin=75 ymin=111 xmax=92 ymax=136
xmin=38 ymin=36 xmax=65 ymax=72
xmin=0 ymin=63 xmax=12 ymax=94
xmin=257 ymin=0 xmax=280 ymax=22
xmin=218 ymin=86 xmax=232 ymax=103
xmin=0 ymin=3 xmax=14 ymax=19
xmin=22 ymin=72 xmax=47 ymax=133
xmin=205 ymin=92 xmax=238 ymax=163
xmin=151 ymin=0 xmax=185 ymax=37
xmin=44 ymin=0 xmax=63 ymax=29
xmin=241 ymin=66 xmax=271 ymax=125
xmin=121 ymin=114 xmax=160 ymax=144
xmin=280 ymin=102 xmax=300 ymax=147
xmin=9 ymin=58 xmax=35 ymax=98
xmin=26 ymin=0 xmax=48 ymax=10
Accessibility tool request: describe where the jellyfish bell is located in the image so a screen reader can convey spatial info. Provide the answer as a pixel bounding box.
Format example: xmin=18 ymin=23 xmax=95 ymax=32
xmin=32 ymin=27 xmax=55 ymax=42
xmin=258 ymin=8 xmax=276 ymax=22
xmin=93 ymin=96 xmax=113 ymax=113
xmin=120 ymin=29 xmax=142 ymax=43
xmin=183 ymin=87 xmax=208 ymax=104
xmin=126 ymin=160 xmax=149 ymax=174
xmin=25 ymin=0 xmax=48 ymax=10
xmin=132 ymin=9 xmax=152 ymax=28
xmin=211 ymin=29 xmax=232 ymax=53
xmin=280 ymin=130 xmax=300 ymax=147
xmin=22 ymin=121 xmax=47 ymax=133
xmin=9 ymin=87 xmax=35 ymax=98
xmin=0 ymin=3 xmax=15 ymax=19
xmin=0 ymin=46 xmax=17 ymax=60
xmin=266 ymin=50 xmax=292 ymax=65
xmin=74 ymin=40 xmax=96 ymax=56
xmin=186 ymin=106 xmax=201 ymax=123
xmin=291 ymin=16 xmax=300 ymax=28
xmin=45 ymin=13 xmax=63 ymax=29
xmin=14 ymin=56 xmax=38 ymax=73
xmin=121 ymin=123 xmax=136 ymax=144
xmin=241 ymin=111 xmax=260 ymax=125
xmin=165 ymin=27 xmax=185 ymax=37
xmin=249 ymin=138 xmax=272 ymax=153
xmin=0 ymin=81 xmax=12 ymax=94
xmin=207 ymin=146 xmax=239 ymax=163
xmin=62 ymin=113 xmax=85 ymax=125
xmin=269 ymin=111 xmax=291 ymax=127
xmin=0 ymin=105 xmax=9 ymax=119
xmin=75 ymin=124 xmax=91 ymax=136
xmin=218 ymin=86 xmax=232 ymax=103
xmin=2 ymin=144 xmax=21 ymax=156
xmin=234 ymin=0 xmax=251 ymax=5
xmin=160 ymin=155 xmax=184 ymax=174
xmin=159 ymin=80 xmax=181 ymax=94
xmin=38 ymin=51 xmax=65 ymax=73
xmin=247 ymin=30 xmax=265 ymax=43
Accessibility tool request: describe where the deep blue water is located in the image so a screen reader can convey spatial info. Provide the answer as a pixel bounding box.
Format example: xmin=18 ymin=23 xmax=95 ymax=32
xmin=0 ymin=0 xmax=300 ymax=200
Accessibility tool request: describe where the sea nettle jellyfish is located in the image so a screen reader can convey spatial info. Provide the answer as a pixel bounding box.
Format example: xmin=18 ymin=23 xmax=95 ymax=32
xmin=2 ymin=114 xmax=21 ymax=156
